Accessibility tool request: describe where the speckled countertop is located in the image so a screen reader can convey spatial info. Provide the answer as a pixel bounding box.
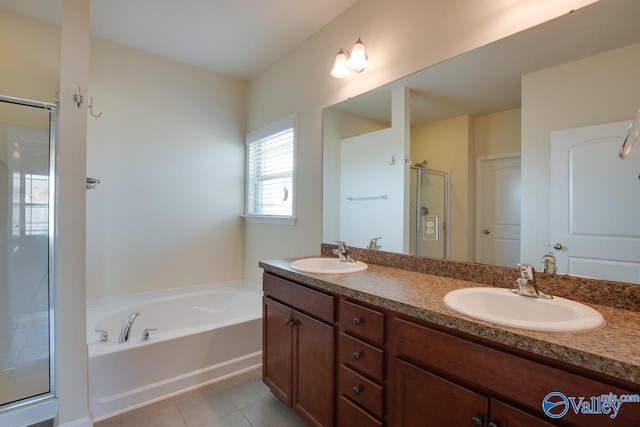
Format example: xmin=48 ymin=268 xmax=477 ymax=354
xmin=260 ymin=258 xmax=640 ymax=387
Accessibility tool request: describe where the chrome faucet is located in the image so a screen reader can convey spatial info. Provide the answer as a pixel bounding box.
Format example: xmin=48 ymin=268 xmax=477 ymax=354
xmin=118 ymin=312 xmax=140 ymax=343
xmin=333 ymin=241 xmax=355 ymax=262
xmin=368 ymin=236 xmax=382 ymax=250
xmin=510 ymin=263 xmax=552 ymax=299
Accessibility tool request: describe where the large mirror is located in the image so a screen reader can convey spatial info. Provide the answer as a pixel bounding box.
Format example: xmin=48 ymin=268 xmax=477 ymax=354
xmin=323 ymin=0 xmax=640 ymax=285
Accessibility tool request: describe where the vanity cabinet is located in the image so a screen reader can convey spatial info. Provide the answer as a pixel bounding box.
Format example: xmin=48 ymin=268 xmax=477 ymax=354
xmin=337 ymin=299 xmax=385 ymax=426
xmin=263 ymin=273 xmax=335 ymax=427
xmin=391 ymin=317 xmax=640 ymax=427
xmin=261 ymin=269 xmax=640 ymax=427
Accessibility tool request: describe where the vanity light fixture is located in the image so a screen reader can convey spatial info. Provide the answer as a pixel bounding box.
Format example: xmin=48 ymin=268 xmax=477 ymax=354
xmin=331 ymin=38 xmax=368 ymax=78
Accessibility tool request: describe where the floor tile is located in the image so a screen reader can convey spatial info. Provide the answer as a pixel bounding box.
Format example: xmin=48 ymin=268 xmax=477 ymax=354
xmin=95 ymin=368 xmax=308 ymax=427
xmin=121 ymin=400 xmax=186 ymax=427
xmin=241 ymin=395 xmax=307 ymax=427
xmin=176 ymin=392 xmax=238 ymax=426
xmin=222 ymin=375 xmax=272 ymax=410
xmin=94 ymin=415 xmax=122 ymax=427
xmin=198 ymin=410 xmax=252 ymax=427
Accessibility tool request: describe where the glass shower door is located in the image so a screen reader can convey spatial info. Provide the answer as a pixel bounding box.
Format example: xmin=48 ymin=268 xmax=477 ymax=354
xmin=0 ymin=97 xmax=55 ymax=408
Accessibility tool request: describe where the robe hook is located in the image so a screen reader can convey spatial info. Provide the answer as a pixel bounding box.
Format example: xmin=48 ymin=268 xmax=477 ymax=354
xmin=88 ymin=96 xmax=102 ymax=118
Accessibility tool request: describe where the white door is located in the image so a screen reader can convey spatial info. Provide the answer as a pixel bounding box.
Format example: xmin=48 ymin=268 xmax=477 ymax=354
xmin=477 ymin=154 xmax=521 ymax=268
xmin=550 ymin=121 xmax=640 ymax=284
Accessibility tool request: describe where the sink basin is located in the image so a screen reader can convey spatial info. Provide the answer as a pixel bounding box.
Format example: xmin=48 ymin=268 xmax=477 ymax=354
xmin=289 ymin=257 xmax=368 ymax=274
xmin=444 ymin=287 xmax=605 ymax=332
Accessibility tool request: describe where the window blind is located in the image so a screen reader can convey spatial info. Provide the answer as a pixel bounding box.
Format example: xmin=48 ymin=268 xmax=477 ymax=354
xmin=246 ymin=115 xmax=296 ymax=217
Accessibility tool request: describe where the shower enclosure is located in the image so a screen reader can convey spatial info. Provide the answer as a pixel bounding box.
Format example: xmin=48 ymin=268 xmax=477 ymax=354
xmin=0 ymin=94 xmax=56 ymax=420
xmin=409 ymin=166 xmax=449 ymax=258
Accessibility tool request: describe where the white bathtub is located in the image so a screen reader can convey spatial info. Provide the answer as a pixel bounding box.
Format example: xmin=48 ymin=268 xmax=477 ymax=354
xmin=86 ymin=281 xmax=263 ymax=421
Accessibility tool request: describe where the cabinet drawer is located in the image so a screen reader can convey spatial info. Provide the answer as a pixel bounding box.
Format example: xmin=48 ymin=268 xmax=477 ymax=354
xmin=338 ymin=365 xmax=384 ymax=418
xmin=337 ymin=396 xmax=383 ymax=427
xmin=339 ymin=333 xmax=384 ymax=382
xmin=263 ymin=273 xmax=334 ymax=323
xmin=339 ymin=300 xmax=384 ymax=345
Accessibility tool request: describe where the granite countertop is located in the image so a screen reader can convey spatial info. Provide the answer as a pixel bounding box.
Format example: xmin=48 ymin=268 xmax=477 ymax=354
xmin=260 ymin=257 xmax=640 ymax=386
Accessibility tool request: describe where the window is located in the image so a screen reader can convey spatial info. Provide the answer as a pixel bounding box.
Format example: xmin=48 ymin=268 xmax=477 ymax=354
xmin=245 ymin=115 xmax=296 ymax=224
xmin=13 ymin=173 xmax=49 ymax=236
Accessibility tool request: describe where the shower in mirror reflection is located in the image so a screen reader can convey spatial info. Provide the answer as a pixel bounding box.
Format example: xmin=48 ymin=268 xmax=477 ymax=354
xmin=409 ymin=163 xmax=449 ymax=259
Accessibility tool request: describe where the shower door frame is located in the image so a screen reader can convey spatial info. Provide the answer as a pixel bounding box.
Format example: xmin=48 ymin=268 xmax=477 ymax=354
xmin=0 ymin=94 xmax=57 ymax=414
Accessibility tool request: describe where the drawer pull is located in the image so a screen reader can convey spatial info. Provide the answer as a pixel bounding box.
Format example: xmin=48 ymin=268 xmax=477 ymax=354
xmin=471 ymin=416 xmax=483 ymax=427
xmin=353 ymin=317 xmax=362 ymax=326
xmin=353 ymin=351 xmax=361 ymax=360
xmin=353 ymin=385 xmax=362 ymax=395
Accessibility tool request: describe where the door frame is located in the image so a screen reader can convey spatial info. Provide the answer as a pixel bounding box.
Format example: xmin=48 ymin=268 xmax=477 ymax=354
xmin=475 ymin=152 xmax=521 ymax=264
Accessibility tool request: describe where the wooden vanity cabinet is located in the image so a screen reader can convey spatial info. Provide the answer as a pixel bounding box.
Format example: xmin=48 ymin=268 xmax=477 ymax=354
xmin=262 ymin=270 xmax=640 ymax=427
xmin=263 ymin=273 xmax=335 ymax=427
xmin=391 ymin=316 xmax=640 ymax=427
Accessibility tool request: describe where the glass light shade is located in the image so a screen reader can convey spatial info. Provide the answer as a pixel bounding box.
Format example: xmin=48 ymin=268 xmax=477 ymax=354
xmin=331 ymin=48 xmax=351 ymax=78
xmin=347 ymin=38 xmax=368 ymax=73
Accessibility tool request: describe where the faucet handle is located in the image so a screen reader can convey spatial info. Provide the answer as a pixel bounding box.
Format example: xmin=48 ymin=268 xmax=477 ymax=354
xmin=95 ymin=328 xmax=109 ymax=343
xmin=141 ymin=328 xmax=158 ymax=341
xmin=517 ymin=263 xmax=535 ymax=281
xmin=368 ymin=236 xmax=382 ymax=250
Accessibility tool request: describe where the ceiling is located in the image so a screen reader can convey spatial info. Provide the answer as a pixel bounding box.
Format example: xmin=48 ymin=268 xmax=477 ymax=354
xmin=0 ymin=0 xmax=359 ymax=79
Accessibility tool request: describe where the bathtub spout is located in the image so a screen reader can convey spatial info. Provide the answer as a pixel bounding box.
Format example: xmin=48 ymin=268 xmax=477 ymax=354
xmin=118 ymin=312 xmax=140 ymax=343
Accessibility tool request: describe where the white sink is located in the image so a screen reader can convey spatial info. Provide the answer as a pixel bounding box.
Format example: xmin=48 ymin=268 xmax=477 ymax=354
xmin=444 ymin=287 xmax=605 ymax=332
xmin=289 ymin=257 xmax=368 ymax=274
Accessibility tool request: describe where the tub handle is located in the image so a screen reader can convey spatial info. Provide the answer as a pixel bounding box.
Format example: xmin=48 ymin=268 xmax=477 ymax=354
xmin=141 ymin=328 xmax=157 ymax=341
xmin=95 ymin=328 xmax=109 ymax=343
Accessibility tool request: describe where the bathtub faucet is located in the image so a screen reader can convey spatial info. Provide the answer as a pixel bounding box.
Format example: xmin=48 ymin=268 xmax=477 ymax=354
xmin=118 ymin=312 xmax=140 ymax=343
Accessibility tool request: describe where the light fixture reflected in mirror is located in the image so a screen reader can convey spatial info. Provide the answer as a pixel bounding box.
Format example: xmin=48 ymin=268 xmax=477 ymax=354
xmin=331 ymin=39 xmax=368 ymax=78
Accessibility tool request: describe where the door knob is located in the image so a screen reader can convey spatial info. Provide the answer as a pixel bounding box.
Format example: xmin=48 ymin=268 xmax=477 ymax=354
xmin=483 ymin=229 xmax=490 ymax=235
xmin=553 ymin=242 xmax=562 ymax=250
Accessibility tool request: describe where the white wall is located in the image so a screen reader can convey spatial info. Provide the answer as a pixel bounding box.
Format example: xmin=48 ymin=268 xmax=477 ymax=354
xmin=86 ymin=37 xmax=247 ymax=299
xmin=474 ymin=108 xmax=521 ymax=158
xmin=521 ymin=41 xmax=640 ymax=265
xmin=245 ymin=0 xmax=599 ymax=283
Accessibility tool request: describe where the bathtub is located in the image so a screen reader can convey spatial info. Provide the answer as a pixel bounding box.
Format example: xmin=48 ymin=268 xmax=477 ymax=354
xmin=86 ymin=281 xmax=263 ymax=421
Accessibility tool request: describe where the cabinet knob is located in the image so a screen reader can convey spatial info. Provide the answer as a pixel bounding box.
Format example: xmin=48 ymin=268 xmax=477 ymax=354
xmin=488 ymin=423 xmax=498 ymax=427
xmin=353 ymin=351 xmax=361 ymax=360
xmin=353 ymin=317 xmax=361 ymax=326
xmin=285 ymin=319 xmax=296 ymax=327
xmin=353 ymin=385 xmax=362 ymax=395
xmin=471 ymin=416 xmax=483 ymax=427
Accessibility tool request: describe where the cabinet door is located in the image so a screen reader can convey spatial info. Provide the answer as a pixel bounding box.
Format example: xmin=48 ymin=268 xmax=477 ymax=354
xmin=393 ymin=358 xmax=488 ymax=427
xmin=293 ymin=310 xmax=335 ymax=427
xmin=263 ymin=297 xmax=293 ymax=406
xmin=490 ymin=399 xmax=557 ymax=427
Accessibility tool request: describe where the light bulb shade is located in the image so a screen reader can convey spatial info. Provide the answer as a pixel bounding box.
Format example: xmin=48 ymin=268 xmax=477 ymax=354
xmin=331 ymin=48 xmax=351 ymax=78
xmin=347 ymin=38 xmax=368 ymax=73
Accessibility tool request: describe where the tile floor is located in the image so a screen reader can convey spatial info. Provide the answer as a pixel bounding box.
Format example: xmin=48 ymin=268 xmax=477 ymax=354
xmin=94 ymin=368 xmax=307 ymax=427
